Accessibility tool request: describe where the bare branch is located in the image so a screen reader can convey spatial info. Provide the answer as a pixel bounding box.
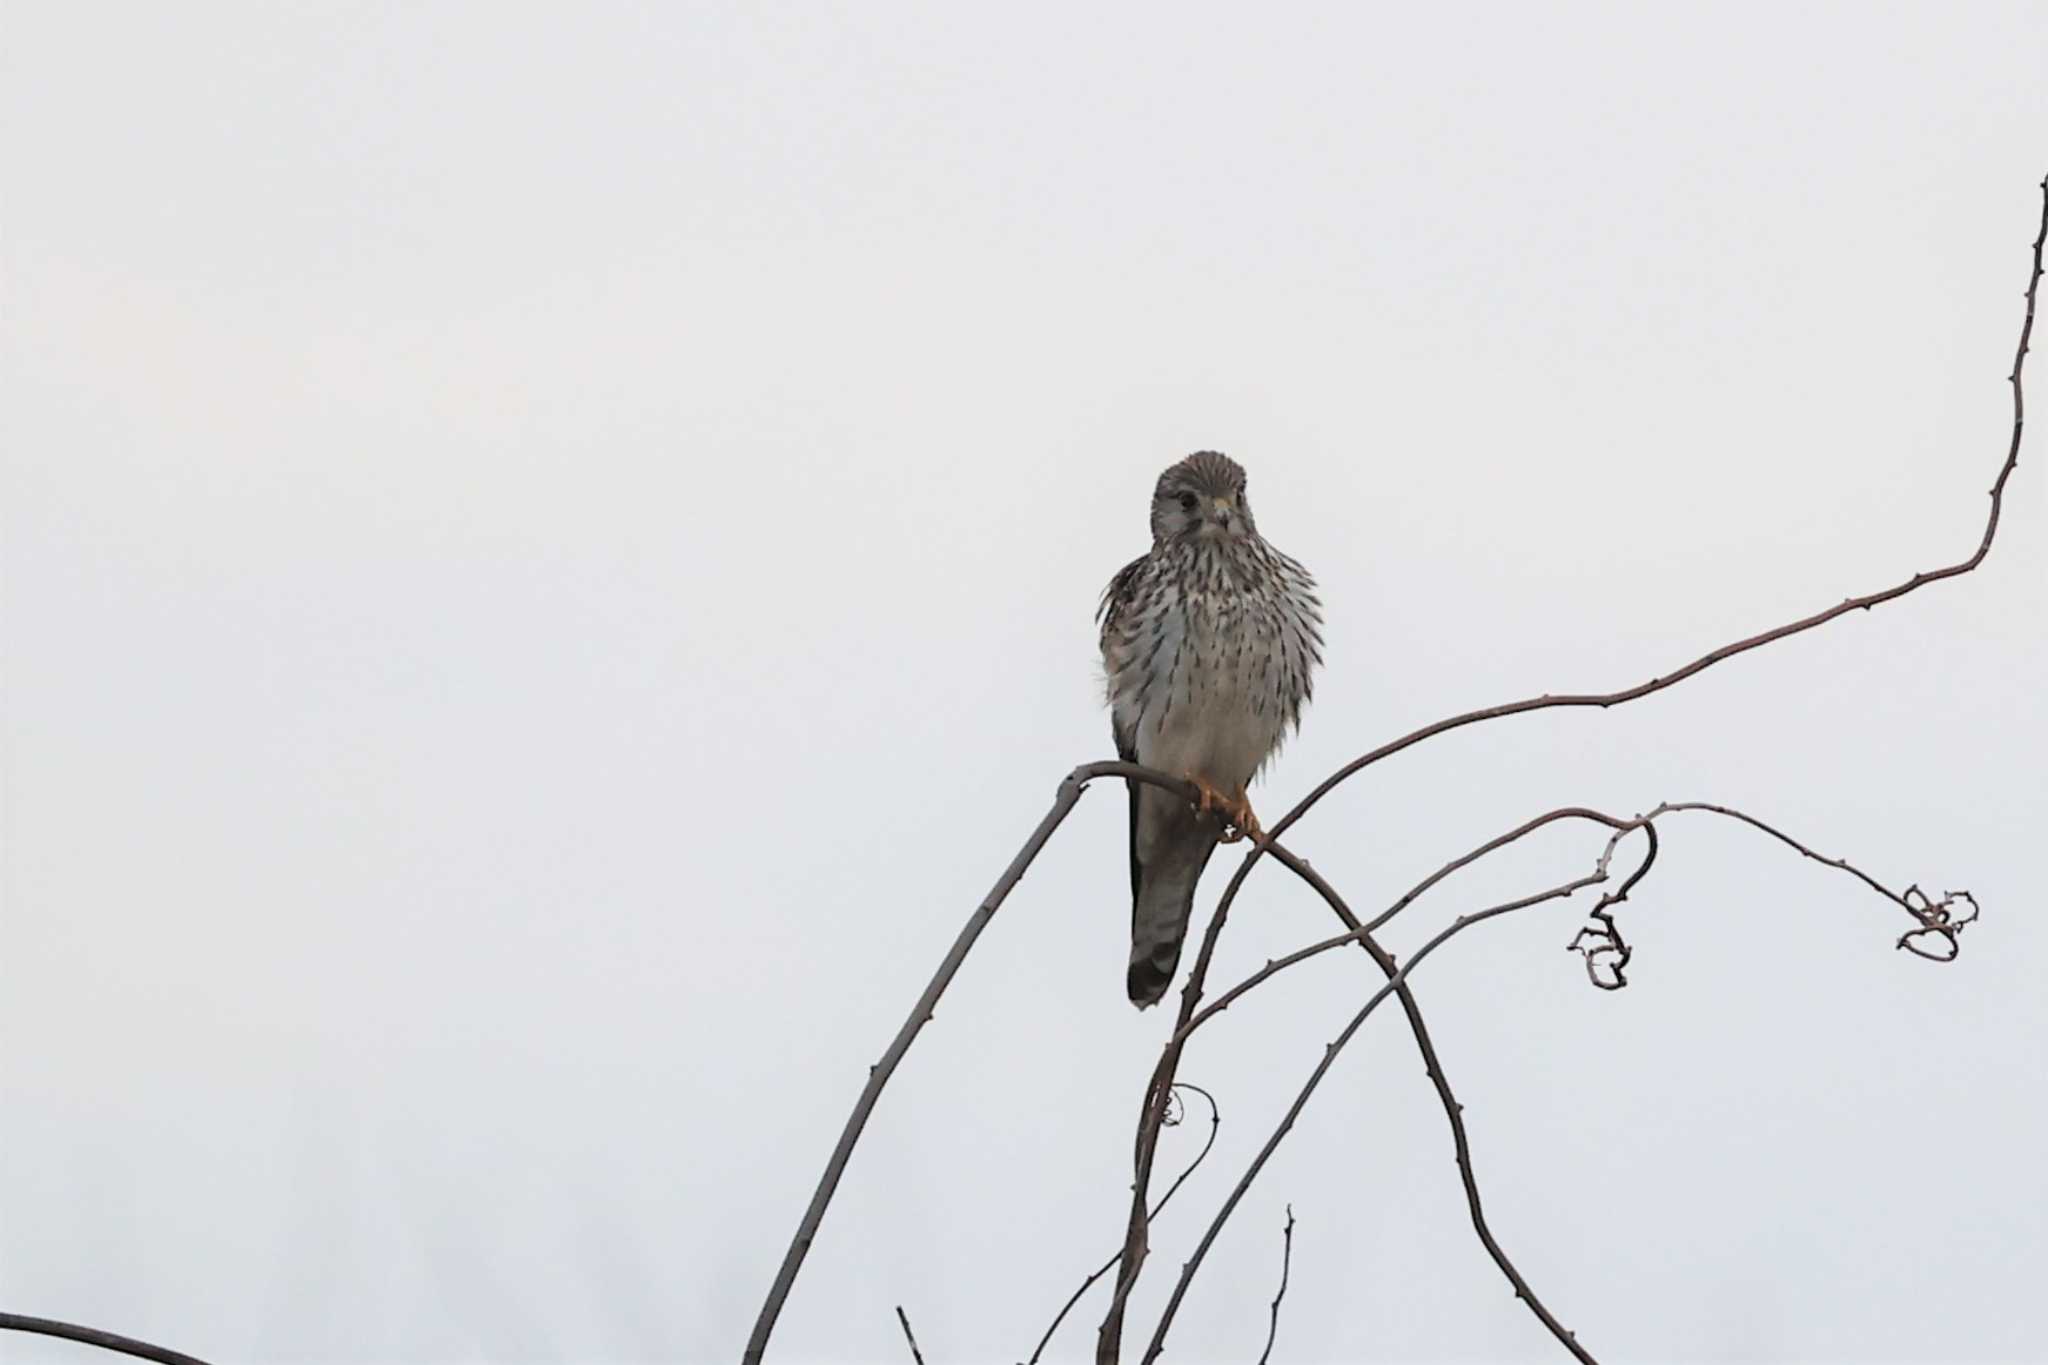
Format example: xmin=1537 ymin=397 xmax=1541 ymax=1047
xmin=895 ymin=1307 xmax=928 ymax=1365
xmin=1648 ymin=800 xmax=1978 ymax=961
xmin=1260 ymin=170 xmax=2040 ymax=847
xmin=1254 ymin=1206 xmax=1296 ymax=1365
xmin=0 ymin=1313 xmax=214 ymax=1365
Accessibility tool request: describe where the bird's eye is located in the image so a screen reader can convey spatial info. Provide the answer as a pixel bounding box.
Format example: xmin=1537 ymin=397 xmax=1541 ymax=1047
xmin=1177 ymin=492 xmax=1198 ymax=513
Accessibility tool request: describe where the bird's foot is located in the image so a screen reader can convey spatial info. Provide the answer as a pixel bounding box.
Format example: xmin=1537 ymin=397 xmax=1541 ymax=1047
xmin=1218 ymin=793 xmax=1262 ymax=845
xmin=1184 ymin=774 xmax=1260 ymax=844
xmin=1183 ymin=773 xmax=1229 ymax=821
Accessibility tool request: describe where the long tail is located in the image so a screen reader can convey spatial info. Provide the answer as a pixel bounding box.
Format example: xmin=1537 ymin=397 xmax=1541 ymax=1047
xmin=1127 ymin=792 xmax=1221 ymax=1008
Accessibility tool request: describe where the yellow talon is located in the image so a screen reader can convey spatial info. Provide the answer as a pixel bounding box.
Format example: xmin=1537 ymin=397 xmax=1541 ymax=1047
xmin=1183 ymin=774 xmax=1259 ymax=844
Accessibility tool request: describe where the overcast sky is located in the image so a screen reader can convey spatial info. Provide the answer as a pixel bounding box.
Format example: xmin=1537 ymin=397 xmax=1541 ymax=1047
xmin=4 ymin=4 xmax=2046 ymax=1364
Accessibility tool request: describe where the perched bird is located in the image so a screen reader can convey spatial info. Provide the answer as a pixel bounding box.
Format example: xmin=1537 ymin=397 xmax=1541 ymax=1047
xmin=1098 ymin=452 xmax=1323 ymax=1008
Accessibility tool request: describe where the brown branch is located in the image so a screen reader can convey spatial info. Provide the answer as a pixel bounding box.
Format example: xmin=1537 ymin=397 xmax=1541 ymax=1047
xmin=1263 ymin=167 xmax=2039 ymax=849
xmin=1024 ymin=1084 xmax=1222 ymax=1365
xmin=1140 ymin=824 xmax=1662 ymax=1363
xmin=1647 ymin=800 xmax=1978 ymax=961
xmin=0 ymin=1313 xmax=214 ymax=1365
xmin=745 ymin=760 xmax=1201 ymax=1364
xmin=1097 ymin=171 xmax=2046 ymax=1361
xmin=1254 ymin=1206 xmax=1296 ymax=1365
xmin=895 ymin=1306 xmax=928 ymax=1365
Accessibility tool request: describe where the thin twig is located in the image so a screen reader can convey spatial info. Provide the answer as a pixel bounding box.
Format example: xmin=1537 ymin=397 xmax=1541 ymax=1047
xmin=895 ymin=1306 xmax=928 ymax=1365
xmin=0 ymin=1313 xmax=214 ymax=1365
xmin=1025 ymin=1084 xmax=1221 ymax=1365
xmin=1254 ymin=1206 xmax=1296 ymax=1365
xmin=1648 ymin=800 xmax=1978 ymax=959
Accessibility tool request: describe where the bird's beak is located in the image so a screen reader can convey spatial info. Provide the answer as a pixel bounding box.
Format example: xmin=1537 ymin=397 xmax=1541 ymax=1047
xmin=1210 ymin=497 xmax=1235 ymax=530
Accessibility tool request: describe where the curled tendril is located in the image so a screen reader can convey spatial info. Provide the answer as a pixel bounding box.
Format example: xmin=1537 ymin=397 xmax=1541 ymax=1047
xmin=1565 ymin=824 xmax=1656 ymax=991
xmin=1896 ymin=885 xmax=1979 ymax=962
xmin=1567 ymin=906 xmax=1632 ymax=990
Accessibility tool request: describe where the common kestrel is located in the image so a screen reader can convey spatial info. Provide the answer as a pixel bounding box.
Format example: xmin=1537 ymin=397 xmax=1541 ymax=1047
xmin=1098 ymin=452 xmax=1323 ymax=1008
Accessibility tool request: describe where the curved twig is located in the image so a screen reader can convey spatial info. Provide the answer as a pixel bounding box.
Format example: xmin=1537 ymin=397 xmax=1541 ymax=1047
xmin=1264 ymin=169 xmax=2041 ymax=853
xmin=1647 ymin=800 xmax=1978 ymax=960
xmin=0 ymin=1313 xmax=214 ymax=1365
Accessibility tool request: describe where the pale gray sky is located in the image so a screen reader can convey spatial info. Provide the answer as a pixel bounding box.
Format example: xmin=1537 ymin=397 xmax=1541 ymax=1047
xmin=4 ymin=4 xmax=2045 ymax=1363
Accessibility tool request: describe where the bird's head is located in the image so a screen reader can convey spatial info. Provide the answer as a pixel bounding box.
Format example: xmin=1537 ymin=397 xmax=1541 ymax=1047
xmin=1150 ymin=450 xmax=1255 ymax=545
